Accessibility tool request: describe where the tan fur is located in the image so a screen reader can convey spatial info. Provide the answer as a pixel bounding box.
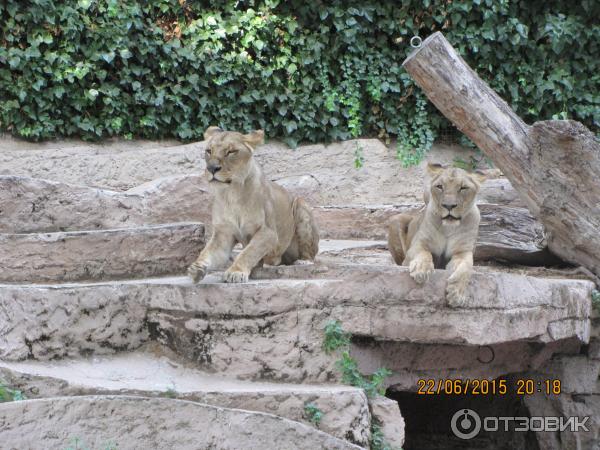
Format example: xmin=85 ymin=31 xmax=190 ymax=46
xmin=388 ymin=163 xmax=486 ymax=305
xmin=188 ymin=127 xmax=319 ymax=283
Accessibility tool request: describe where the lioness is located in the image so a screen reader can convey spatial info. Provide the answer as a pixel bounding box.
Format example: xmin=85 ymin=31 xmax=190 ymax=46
xmin=188 ymin=126 xmax=319 ymax=283
xmin=388 ymin=163 xmax=486 ymax=305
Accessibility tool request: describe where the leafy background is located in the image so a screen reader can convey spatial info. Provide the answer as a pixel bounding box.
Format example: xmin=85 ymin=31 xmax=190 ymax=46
xmin=1 ymin=0 xmax=598 ymax=164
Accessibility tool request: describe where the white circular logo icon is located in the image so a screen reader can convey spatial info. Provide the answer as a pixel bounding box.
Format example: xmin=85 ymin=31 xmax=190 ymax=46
xmin=451 ymin=409 xmax=481 ymax=440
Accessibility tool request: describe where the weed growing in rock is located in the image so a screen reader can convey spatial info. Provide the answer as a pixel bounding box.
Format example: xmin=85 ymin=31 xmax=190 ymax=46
xmin=322 ymin=320 xmax=392 ymax=398
xmin=303 ymin=402 xmax=324 ymax=427
xmin=354 ymin=142 xmax=365 ymax=169
xmin=370 ymin=421 xmax=402 ymax=450
xmin=336 ymin=352 xmax=392 ymax=398
xmin=163 ymin=384 xmax=178 ymax=399
xmin=0 ymin=381 xmax=26 ymax=402
xmin=323 ymin=319 xmax=352 ymax=353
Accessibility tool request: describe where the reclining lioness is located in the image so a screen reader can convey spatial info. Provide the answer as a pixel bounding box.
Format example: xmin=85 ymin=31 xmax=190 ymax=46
xmin=188 ymin=127 xmax=319 ymax=283
xmin=388 ymin=163 xmax=486 ymax=304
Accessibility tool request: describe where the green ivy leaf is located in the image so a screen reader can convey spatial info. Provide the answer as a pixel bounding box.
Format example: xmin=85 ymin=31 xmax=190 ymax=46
xmin=0 ymin=0 xmax=596 ymax=151
xmin=119 ymin=49 xmax=132 ymax=59
xmin=77 ymin=0 xmax=92 ymax=10
xmin=102 ymin=52 xmax=115 ymax=64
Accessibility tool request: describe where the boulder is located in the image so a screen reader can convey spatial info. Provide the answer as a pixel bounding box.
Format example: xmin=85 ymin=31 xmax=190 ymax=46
xmin=0 ymin=266 xmax=591 ymax=384
xmin=0 ymin=396 xmax=363 ymax=450
xmin=0 ymin=351 xmax=372 ymax=446
xmin=0 ymin=222 xmax=204 ymax=283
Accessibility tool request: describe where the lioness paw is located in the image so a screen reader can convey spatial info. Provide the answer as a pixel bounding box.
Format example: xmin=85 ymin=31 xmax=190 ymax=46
xmin=409 ymin=258 xmax=434 ymax=284
xmin=187 ymin=262 xmax=207 ymax=284
xmin=223 ymin=270 xmax=249 ymax=283
xmin=446 ymin=273 xmax=469 ymax=307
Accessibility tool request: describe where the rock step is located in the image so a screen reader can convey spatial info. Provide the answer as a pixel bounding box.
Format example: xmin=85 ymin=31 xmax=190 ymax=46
xmin=0 ymin=222 xmax=204 ymax=283
xmin=1 ymin=138 xmax=510 ymax=207
xmin=1 ymin=174 xmax=545 ymax=265
xmin=0 ymin=395 xmax=363 ymax=450
xmin=0 ymin=141 xmax=201 ymax=190
xmin=0 ymin=174 xmax=208 ymax=234
xmin=0 ymin=349 xmax=398 ymax=447
xmin=0 ymin=265 xmax=591 ymax=382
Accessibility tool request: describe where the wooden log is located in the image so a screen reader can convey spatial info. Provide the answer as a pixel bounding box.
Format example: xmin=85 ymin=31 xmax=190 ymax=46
xmin=403 ymin=32 xmax=600 ymax=277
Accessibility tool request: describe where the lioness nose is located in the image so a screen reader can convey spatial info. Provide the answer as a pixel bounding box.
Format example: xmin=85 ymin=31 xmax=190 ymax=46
xmin=442 ymin=203 xmax=457 ymax=211
xmin=207 ymin=164 xmax=221 ymax=174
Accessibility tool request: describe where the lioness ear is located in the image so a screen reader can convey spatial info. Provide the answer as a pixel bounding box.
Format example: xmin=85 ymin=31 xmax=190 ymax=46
xmin=243 ymin=129 xmax=265 ymax=151
xmin=426 ymin=162 xmax=445 ymax=176
xmin=203 ymin=126 xmax=223 ymax=140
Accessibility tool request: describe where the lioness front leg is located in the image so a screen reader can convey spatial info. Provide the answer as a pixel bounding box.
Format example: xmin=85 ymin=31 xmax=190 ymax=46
xmin=445 ymin=251 xmax=474 ymax=306
xmin=223 ymin=226 xmax=277 ymax=283
xmin=388 ymin=214 xmax=414 ymax=265
xmin=188 ymin=228 xmax=235 ymax=283
xmin=406 ymin=241 xmax=434 ymax=284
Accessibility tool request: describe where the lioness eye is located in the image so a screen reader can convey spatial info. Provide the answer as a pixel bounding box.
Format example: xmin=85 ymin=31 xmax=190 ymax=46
xmin=460 ymin=186 xmax=468 ymax=191
xmin=227 ymin=150 xmax=238 ymax=156
xmin=205 ymin=148 xmax=211 ymax=156
xmin=436 ymin=184 xmax=443 ymax=190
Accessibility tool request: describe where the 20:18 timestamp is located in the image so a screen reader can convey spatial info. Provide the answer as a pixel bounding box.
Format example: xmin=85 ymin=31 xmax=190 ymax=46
xmin=416 ymin=378 xmax=562 ymax=396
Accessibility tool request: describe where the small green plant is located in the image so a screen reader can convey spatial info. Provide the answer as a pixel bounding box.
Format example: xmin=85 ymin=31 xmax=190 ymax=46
xmin=370 ymin=421 xmax=402 ymax=450
xmin=323 ymin=321 xmax=397 ymax=449
xmin=323 ymin=321 xmax=392 ymax=398
xmin=163 ymin=384 xmax=178 ymax=399
xmin=354 ymin=142 xmax=365 ymax=169
xmin=336 ymin=352 xmax=392 ymax=398
xmin=0 ymin=381 xmax=26 ymax=402
xmin=323 ymin=319 xmax=351 ymax=354
xmin=303 ymin=402 xmax=324 ymax=427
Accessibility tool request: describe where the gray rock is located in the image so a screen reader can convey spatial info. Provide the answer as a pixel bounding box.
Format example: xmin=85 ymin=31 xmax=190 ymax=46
xmin=530 ymin=355 xmax=600 ymax=394
xmin=0 ymin=395 xmax=363 ymax=450
xmin=369 ymin=396 xmax=405 ymax=449
xmin=0 ymin=141 xmax=203 ymax=190
xmin=0 ymin=222 xmax=205 ymax=283
xmin=525 ymin=393 xmax=600 ymax=450
xmin=0 ymin=175 xmax=210 ymax=233
xmin=0 ymin=267 xmax=592 ymax=384
xmin=0 ymin=351 xmax=372 ymax=446
xmin=0 ymin=137 xmax=521 ymax=207
xmin=0 ymin=175 xmax=546 ymax=265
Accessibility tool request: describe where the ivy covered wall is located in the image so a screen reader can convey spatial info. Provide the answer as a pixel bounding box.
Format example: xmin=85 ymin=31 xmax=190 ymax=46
xmin=1 ymin=0 xmax=598 ymax=163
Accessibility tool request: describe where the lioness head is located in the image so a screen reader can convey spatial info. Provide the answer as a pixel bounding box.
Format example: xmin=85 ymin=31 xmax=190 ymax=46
xmin=203 ymin=126 xmax=265 ymax=185
xmin=426 ymin=163 xmax=486 ymax=226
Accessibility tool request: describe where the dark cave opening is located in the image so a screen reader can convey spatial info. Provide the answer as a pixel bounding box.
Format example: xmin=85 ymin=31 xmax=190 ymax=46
xmin=387 ymin=381 xmax=541 ymax=450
